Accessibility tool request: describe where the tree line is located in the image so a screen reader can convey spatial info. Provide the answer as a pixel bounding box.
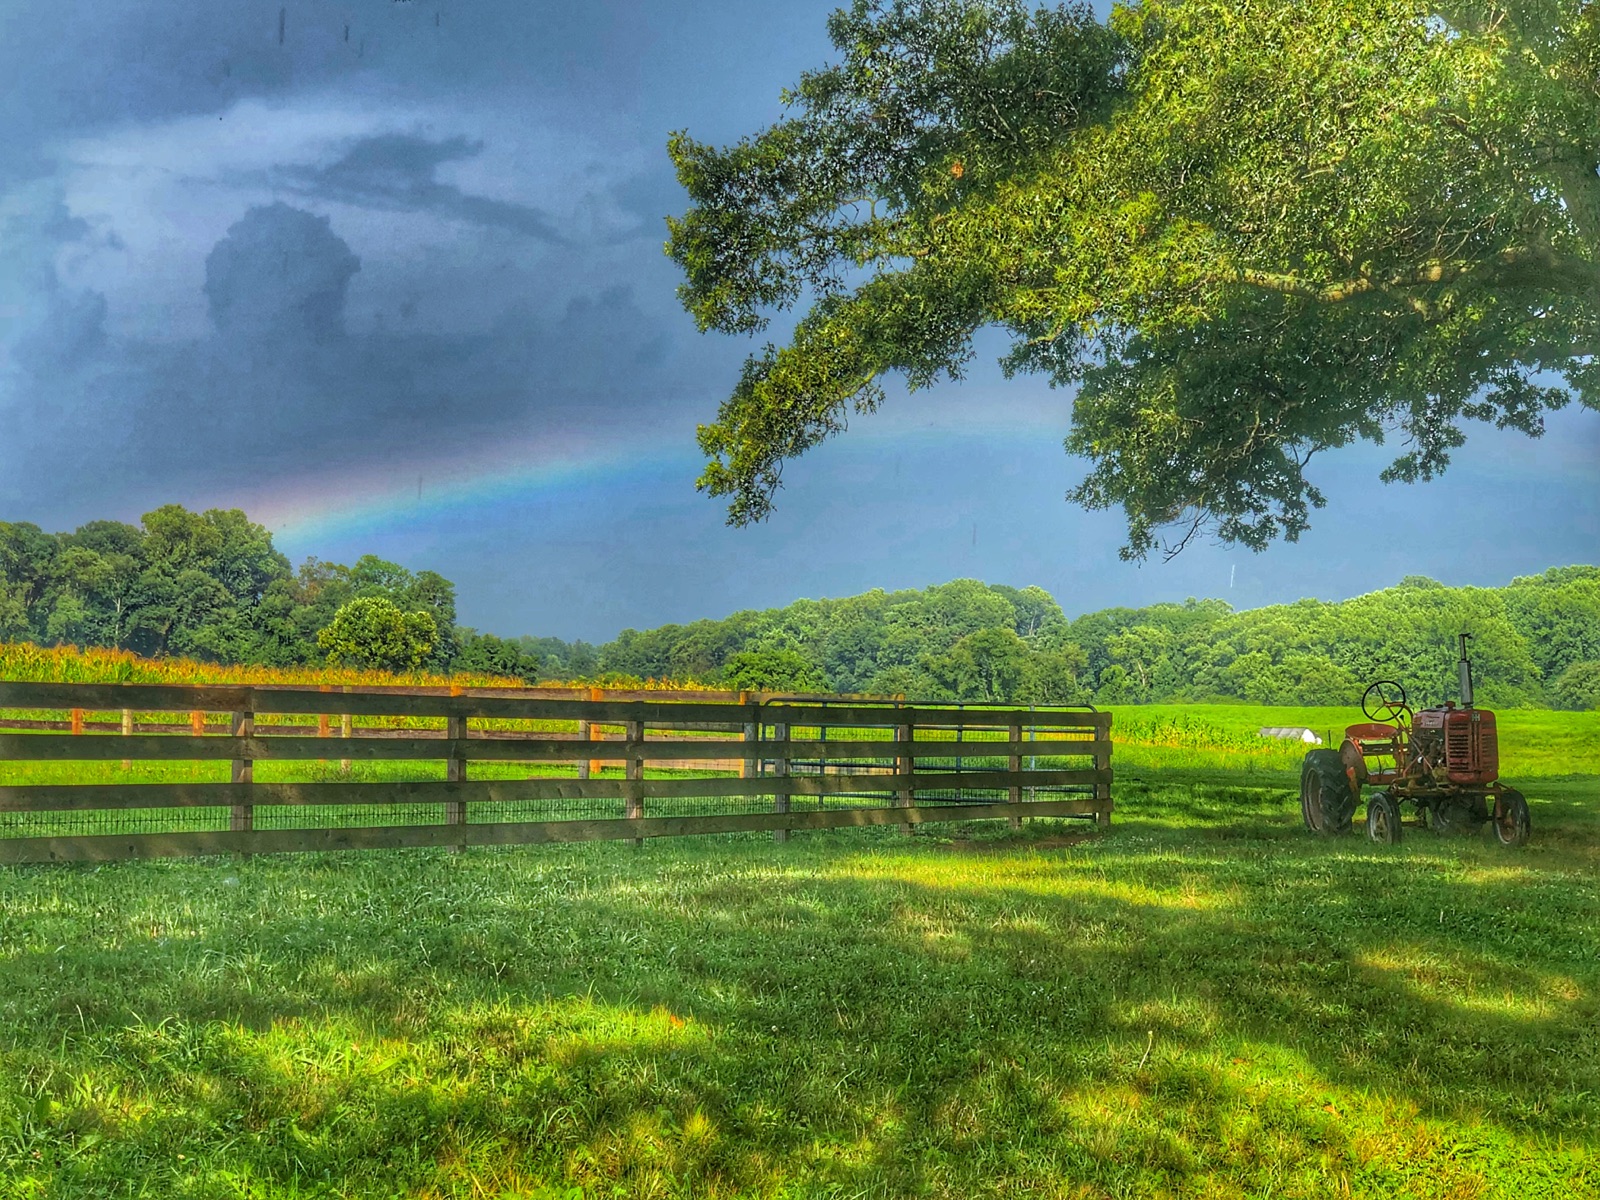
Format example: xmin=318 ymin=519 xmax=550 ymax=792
xmin=2 ymin=506 xmax=1596 ymax=708
xmin=590 ymin=568 xmax=1600 ymax=710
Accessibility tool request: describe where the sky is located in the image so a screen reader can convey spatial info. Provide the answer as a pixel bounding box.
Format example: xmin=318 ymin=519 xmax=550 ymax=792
xmin=0 ymin=0 xmax=1595 ymax=643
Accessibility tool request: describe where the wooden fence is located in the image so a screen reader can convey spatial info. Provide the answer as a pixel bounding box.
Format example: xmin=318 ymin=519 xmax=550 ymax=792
xmin=0 ymin=682 xmax=1112 ymax=864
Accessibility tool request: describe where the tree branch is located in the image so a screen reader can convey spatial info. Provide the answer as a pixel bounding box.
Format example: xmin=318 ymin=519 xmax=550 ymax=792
xmin=1231 ymin=243 xmax=1600 ymax=307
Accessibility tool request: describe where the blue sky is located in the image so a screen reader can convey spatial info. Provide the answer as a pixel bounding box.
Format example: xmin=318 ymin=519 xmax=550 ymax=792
xmin=1 ymin=0 xmax=1595 ymax=642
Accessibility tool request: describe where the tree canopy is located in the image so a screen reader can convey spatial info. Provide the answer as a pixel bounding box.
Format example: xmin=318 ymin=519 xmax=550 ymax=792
xmin=668 ymin=0 xmax=1600 ymax=556
xmin=0 ymin=508 xmax=458 ymax=670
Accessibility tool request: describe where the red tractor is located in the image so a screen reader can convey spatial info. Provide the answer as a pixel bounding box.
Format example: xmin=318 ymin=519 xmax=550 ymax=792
xmin=1300 ymin=634 xmax=1530 ymax=846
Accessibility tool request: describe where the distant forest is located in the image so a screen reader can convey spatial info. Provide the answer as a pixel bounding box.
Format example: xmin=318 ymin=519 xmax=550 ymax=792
xmin=2 ymin=506 xmax=1596 ymax=708
xmin=588 ymin=568 xmax=1600 ymax=710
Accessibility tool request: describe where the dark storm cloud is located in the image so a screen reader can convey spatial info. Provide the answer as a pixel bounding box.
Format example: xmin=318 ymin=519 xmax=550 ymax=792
xmin=0 ymin=198 xmax=110 ymax=374
xmin=204 ymin=203 xmax=361 ymax=338
xmin=0 ymin=0 xmax=798 ymax=518
xmin=0 ymin=0 xmax=722 ymax=519
xmin=278 ymin=134 xmax=566 ymax=242
xmin=0 ymin=1 xmax=652 ymax=179
xmin=0 ymin=201 xmax=694 ymax=517
xmin=113 ymin=292 xmax=678 ymax=486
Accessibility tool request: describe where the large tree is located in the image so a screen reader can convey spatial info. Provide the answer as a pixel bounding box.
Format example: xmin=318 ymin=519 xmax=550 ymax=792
xmin=668 ymin=0 xmax=1600 ymax=557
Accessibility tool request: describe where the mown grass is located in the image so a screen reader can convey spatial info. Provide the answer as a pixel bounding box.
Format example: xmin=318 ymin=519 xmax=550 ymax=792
xmin=1 ymin=760 xmax=1596 ymax=1198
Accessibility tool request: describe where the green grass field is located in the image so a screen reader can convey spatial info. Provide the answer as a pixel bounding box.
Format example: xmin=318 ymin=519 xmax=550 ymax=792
xmin=1104 ymin=704 xmax=1600 ymax=777
xmin=1 ymin=709 xmax=1596 ymax=1198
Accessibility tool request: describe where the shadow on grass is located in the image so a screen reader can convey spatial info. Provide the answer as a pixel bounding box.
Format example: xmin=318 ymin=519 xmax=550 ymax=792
xmin=0 ymin=774 xmax=1596 ymax=1197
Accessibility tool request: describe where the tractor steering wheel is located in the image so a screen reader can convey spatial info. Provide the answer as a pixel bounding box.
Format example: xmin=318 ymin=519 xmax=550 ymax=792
xmin=1361 ymin=680 xmax=1410 ymax=725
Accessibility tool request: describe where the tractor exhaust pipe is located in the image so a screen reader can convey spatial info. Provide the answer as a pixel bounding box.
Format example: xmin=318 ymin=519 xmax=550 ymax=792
xmin=1458 ymin=632 xmax=1474 ymax=707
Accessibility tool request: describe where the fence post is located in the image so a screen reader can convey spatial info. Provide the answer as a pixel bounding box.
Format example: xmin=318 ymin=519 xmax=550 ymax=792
xmin=340 ymin=689 xmax=352 ymax=772
xmin=121 ymin=707 xmax=133 ymax=771
xmin=70 ymin=707 xmax=84 ymax=736
xmin=576 ymin=714 xmax=590 ymax=779
xmin=230 ymin=709 xmax=254 ymax=832
xmin=625 ymin=718 xmax=644 ymax=847
xmin=772 ymin=720 xmax=791 ymax=843
xmin=588 ymin=685 xmax=605 ymax=777
xmin=895 ymin=714 xmax=914 ymax=835
xmin=1007 ymin=718 xmax=1023 ymax=830
xmin=318 ymin=686 xmax=331 ymax=766
xmin=1094 ymin=714 xmax=1113 ymax=829
xmin=191 ymin=709 xmax=205 ymax=736
xmin=740 ymin=691 xmax=756 ymax=780
xmin=446 ymin=710 xmax=467 ymax=851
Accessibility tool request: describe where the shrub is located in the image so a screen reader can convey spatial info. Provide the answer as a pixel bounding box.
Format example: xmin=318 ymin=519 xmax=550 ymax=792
xmin=318 ymin=598 xmax=439 ymax=672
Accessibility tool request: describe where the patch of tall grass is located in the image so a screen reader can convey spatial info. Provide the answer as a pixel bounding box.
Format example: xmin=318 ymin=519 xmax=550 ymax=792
xmin=0 ymin=643 xmax=739 ymax=736
xmin=0 ymin=641 xmax=523 ymax=688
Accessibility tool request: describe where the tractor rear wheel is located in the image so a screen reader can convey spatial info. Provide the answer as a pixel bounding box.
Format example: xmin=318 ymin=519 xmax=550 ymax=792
xmin=1493 ymin=790 xmax=1530 ymax=848
xmin=1366 ymin=791 xmax=1402 ymax=845
xmin=1301 ymin=750 xmax=1352 ymax=835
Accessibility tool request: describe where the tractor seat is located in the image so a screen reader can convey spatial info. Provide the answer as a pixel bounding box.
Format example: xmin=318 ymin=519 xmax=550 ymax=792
xmin=1345 ymin=723 xmax=1403 ymax=747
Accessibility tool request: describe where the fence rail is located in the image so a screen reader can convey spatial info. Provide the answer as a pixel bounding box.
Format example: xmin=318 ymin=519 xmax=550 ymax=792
xmin=0 ymin=682 xmax=1112 ymax=863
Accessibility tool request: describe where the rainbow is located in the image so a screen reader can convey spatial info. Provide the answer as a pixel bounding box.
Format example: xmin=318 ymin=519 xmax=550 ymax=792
xmin=258 ymin=441 xmax=698 ymax=546
xmin=252 ymin=407 xmax=1073 ymax=550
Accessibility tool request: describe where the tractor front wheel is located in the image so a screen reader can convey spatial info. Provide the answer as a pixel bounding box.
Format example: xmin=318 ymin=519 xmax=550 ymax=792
xmin=1367 ymin=791 xmax=1402 ymax=845
xmin=1301 ymin=750 xmax=1352 ymax=835
xmin=1493 ymin=790 xmax=1530 ymax=848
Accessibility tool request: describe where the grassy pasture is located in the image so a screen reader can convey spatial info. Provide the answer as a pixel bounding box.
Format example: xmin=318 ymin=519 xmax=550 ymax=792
xmin=0 ymin=713 xmax=1596 ymax=1198
xmin=1105 ymin=704 xmax=1600 ymax=778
